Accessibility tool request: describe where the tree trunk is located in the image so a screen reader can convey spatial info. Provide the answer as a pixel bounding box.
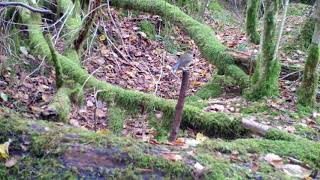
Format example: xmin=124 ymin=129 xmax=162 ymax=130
xmin=298 ymin=0 xmax=320 ymax=108
xmin=246 ymin=0 xmax=260 ymax=44
xmin=298 ymin=3 xmax=317 ymax=49
xmin=248 ymin=0 xmax=281 ymax=100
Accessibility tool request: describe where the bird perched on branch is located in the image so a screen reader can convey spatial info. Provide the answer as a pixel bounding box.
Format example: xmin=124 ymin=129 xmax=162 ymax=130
xmin=172 ymin=51 xmax=193 ymax=73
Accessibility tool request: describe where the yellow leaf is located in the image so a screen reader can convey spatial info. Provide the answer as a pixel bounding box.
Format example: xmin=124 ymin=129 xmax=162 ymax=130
xmin=97 ymin=129 xmax=110 ymax=135
xmin=196 ymin=133 xmax=207 ymax=142
xmin=0 ymin=139 xmax=12 ymax=159
xmin=99 ymin=35 xmax=106 ymax=42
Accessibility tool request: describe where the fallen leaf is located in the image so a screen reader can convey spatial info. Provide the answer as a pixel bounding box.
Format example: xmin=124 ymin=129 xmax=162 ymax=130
xmin=282 ymin=164 xmax=311 ymax=178
xmin=5 ymin=156 xmax=18 ymax=168
xmin=0 ymin=139 xmax=12 ymax=159
xmin=284 ymin=126 xmax=295 ymax=133
xmin=185 ymin=138 xmax=200 ymax=147
xmin=196 ymin=133 xmax=207 ymax=142
xmin=0 ymin=92 xmax=8 ymax=102
xmin=69 ymin=119 xmax=80 ymax=127
xmin=162 ymin=153 xmax=182 ymax=161
xmin=96 ymin=129 xmax=110 ymax=135
xmin=175 ymin=138 xmax=185 ymax=145
xmin=264 ymin=153 xmax=283 ymax=168
xmin=194 ymin=162 xmax=205 ymax=171
xmin=99 ymin=35 xmax=106 ymax=41
xmin=230 ymin=150 xmax=240 ymax=162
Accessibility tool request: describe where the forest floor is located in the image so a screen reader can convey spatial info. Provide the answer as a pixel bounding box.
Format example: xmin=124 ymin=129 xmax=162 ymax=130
xmin=0 ymin=1 xmax=319 ymax=179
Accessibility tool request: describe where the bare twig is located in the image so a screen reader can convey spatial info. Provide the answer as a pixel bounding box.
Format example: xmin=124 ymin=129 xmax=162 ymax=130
xmin=105 ymin=0 xmax=131 ymax=58
xmin=0 ymin=2 xmax=53 ymax=14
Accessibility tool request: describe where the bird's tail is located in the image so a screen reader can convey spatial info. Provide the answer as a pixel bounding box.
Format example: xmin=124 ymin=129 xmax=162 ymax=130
xmin=172 ymin=62 xmax=180 ymax=73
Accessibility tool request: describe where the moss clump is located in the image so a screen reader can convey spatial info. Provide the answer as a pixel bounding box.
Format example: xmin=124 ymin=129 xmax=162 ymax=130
xmin=208 ymin=1 xmax=223 ymax=12
xmin=185 ymin=96 xmax=208 ymax=109
xmin=246 ymin=0 xmax=260 ymax=44
xmin=264 ymin=128 xmax=296 ymax=141
xmin=297 ymin=43 xmax=319 ymax=108
xmin=138 ymin=20 xmax=157 ymax=39
xmin=287 ymin=3 xmax=310 ymax=16
xmin=201 ymin=138 xmax=320 ymax=168
xmin=108 ymin=106 xmax=126 ymax=134
xmin=196 ymin=75 xmax=237 ymax=99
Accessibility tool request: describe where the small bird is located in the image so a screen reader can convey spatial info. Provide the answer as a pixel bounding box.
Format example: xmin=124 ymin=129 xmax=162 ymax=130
xmin=172 ymin=51 xmax=193 ymax=73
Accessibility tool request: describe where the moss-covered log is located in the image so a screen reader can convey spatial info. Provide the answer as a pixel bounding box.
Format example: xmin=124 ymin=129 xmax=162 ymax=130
xmin=202 ymin=138 xmax=320 ymax=168
xmin=246 ymin=0 xmax=260 ymax=44
xmin=1 ymin=113 xmax=319 ymax=179
xmin=0 ymin=114 xmax=192 ymax=179
xmin=109 ymin=0 xmax=249 ymax=87
xmin=248 ymin=0 xmax=281 ymax=99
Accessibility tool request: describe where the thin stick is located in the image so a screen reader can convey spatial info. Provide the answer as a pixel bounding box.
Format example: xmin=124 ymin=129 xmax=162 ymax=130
xmin=0 ymin=2 xmax=53 ymax=14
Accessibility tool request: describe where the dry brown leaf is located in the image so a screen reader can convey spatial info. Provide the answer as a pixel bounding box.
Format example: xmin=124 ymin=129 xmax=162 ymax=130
xmin=162 ymin=153 xmax=182 ymax=161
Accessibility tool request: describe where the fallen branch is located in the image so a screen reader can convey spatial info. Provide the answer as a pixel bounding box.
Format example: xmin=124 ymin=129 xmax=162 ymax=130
xmin=0 ymin=2 xmax=53 ymax=14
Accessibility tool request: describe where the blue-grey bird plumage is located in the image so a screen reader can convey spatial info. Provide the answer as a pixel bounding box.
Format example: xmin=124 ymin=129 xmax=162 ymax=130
xmin=172 ymin=51 xmax=193 ymax=73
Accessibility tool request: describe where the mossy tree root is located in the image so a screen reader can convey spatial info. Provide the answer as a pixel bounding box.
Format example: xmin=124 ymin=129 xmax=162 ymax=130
xmin=109 ymin=0 xmax=250 ymax=87
xmin=19 ymin=0 xmax=91 ymax=122
xmin=248 ymin=0 xmax=281 ymax=100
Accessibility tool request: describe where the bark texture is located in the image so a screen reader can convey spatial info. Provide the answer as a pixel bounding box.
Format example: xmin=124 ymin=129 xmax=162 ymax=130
xmin=246 ymin=0 xmax=260 ymax=44
xmin=248 ymin=0 xmax=281 ymax=99
xmin=298 ymin=0 xmax=320 ymax=108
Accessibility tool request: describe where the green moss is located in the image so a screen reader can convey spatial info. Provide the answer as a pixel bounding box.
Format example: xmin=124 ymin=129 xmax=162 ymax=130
xmin=201 ymin=138 xmax=320 ymax=168
xmin=138 ymin=20 xmax=157 ymax=39
xmin=246 ymin=0 xmax=260 ymax=44
xmin=208 ymin=1 xmax=223 ymax=12
xmin=0 ymin=115 xmax=193 ymax=178
xmin=297 ymin=43 xmax=320 ymax=108
xmin=185 ymin=96 xmax=208 ymax=109
xmin=294 ymin=124 xmax=320 ymax=141
xmin=287 ymin=3 xmax=310 ymax=16
xmin=0 ymin=157 xmax=76 ymax=179
xmin=196 ymin=75 xmax=237 ymax=99
xmin=108 ymin=106 xmax=126 ymax=134
xmin=166 ymin=0 xmax=202 ymax=15
xmin=299 ymin=18 xmax=315 ymax=50
xmin=241 ymin=100 xmax=271 ymax=114
xmin=47 ymin=87 xmax=73 ymax=122
xmin=264 ymin=128 xmax=296 ymax=141
xmin=57 ymin=0 xmax=82 ymax=44
xmin=248 ymin=0 xmax=281 ymax=100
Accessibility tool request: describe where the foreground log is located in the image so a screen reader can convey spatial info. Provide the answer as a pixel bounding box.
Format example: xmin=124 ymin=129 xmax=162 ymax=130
xmin=0 ymin=113 xmax=319 ymax=179
xmin=0 ymin=113 xmax=192 ymax=179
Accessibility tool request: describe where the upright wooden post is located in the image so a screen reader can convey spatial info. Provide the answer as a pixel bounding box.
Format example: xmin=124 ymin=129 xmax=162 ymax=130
xmin=169 ymin=70 xmax=190 ymax=142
